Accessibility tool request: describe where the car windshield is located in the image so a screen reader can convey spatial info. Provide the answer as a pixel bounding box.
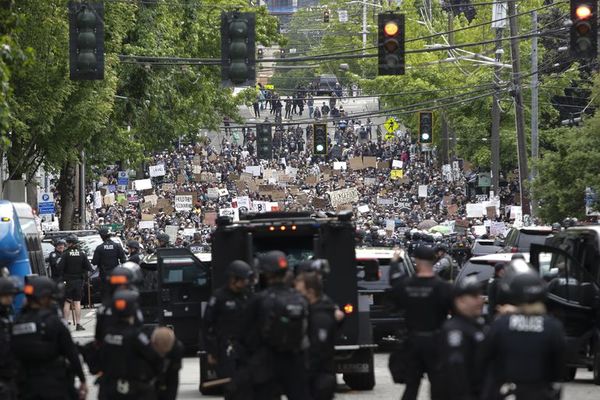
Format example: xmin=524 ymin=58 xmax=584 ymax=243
xmin=253 ymin=235 xmax=314 ymax=270
xmin=518 ymin=232 xmax=549 ymax=251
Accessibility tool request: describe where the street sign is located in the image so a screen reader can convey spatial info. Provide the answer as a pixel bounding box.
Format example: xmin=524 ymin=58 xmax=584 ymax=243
xmin=384 ymin=133 xmax=395 ymax=141
xmin=38 ymin=192 xmax=55 ymax=215
xmin=338 ymin=10 xmax=348 ymax=23
xmin=385 ymin=117 xmax=399 ymax=133
xmin=117 ymin=171 xmax=129 ymax=186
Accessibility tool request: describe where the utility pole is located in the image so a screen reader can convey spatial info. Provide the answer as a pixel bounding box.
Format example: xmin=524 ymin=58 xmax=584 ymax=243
xmin=349 ymin=1 xmax=381 ymax=55
xmin=79 ymin=150 xmax=86 ymax=228
xmin=441 ymin=8 xmax=454 ymax=164
xmin=491 ymin=28 xmax=503 ymax=195
xmin=530 ymin=11 xmax=539 ymax=216
xmin=507 ymin=0 xmax=530 ymax=215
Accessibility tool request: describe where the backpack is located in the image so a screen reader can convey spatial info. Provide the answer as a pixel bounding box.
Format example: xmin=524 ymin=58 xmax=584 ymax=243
xmin=261 ymin=288 xmax=307 ymax=352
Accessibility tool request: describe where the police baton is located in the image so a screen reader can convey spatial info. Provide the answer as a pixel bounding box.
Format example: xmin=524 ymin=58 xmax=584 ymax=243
xmin=200 ymin=378 xmax=231 ymax=389
xmin=86 ymin=278 xmax=92 ymax=308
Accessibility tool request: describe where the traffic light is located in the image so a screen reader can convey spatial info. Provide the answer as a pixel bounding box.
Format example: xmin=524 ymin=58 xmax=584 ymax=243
xmin=256 ymin=124 xmax=273 ymax=160
xmin=68 ymin=2 xmax=104 ymax=80
xmin=570 ymin=0 xmax=597 ymax=59
xmin=324 ymin=9 xmax=330 ymax=23
xmin=378 ymin=13 xmax=405 ymax=76
xmin=313 ymin=123 xmax=327 ymax=155
xmin=221 ymin=12 xmax=256 ymax=87
xmin=419 ymin=112 xmax=433 ymax=143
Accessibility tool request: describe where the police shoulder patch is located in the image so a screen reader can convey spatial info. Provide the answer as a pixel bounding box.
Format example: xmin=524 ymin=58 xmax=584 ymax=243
xmin=12 ymin=322 xmax=37 ymax=335
xmin=447 ymin=330 xmax=462 ymax=347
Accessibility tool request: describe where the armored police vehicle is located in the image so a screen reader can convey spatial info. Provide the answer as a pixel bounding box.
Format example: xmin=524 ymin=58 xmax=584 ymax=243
xmin=530 ymin=225 xmax=600 ymax=384
xmin=202 ymin=211 xmax=376 ymax=392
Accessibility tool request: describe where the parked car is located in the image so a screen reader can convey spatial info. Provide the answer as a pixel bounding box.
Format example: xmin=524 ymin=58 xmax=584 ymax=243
xmin=530 ymin=225 xmax=600 ymax=384
xmin=355 ymin=247 xmax=415 ymax=344
xmin=471 ymin=238 xmax=503 ymax=257
xmin=499 ymin=226 xmax=552 ymax=253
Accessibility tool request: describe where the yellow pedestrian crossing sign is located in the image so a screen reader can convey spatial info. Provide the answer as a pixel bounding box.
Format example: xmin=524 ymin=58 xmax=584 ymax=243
xmin=385 ymin=117 xmax=399 ymax=133
xmin=384 ymin=133 xmax=395 ymax=141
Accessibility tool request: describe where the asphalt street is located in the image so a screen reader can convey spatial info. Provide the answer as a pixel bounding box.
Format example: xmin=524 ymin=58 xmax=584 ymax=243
xmin=74 ymin=311 xmax=599 ymax=399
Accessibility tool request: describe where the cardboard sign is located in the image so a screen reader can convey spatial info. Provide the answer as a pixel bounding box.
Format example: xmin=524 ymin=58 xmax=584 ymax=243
xmin=312 ymin=197 xmax=329 ymax=209
xmin=177 ymin=174 xmax=186 ymax=184
xmin=447 ymin=204 xmax=459 ymax=216
xmin=328 ymin=188 xmax=359 ymax=207
xmin=390 ymin=170 xmax=404 ymax=180
xmin=363 ymin=157 xmax=377 ymax=168
xmin=305 ymin=175 xmax=318 ymax=185
xmin=377 ymin=160 xmax=390 ymax=170
xmin=240 ymin=172 xmax=253 ymax=182
xmin=149 ymin=164 xmax=166 ymax=177
xmin=103 ymin=193 xmax=115 ymax=206
xmin=349 ymin=157 xmax=364 ymax=170
xmin=364 ymin=177 xmax=377 ymax=186
xmin=162 ymin=183 xmax=174 ymax=192
xmin=174 ymin=195 xmax=193 ymax=212
xmin=486 ymin=206 xmax=497 ymax=220
xmin=203 ymin=211 xmax=217 ymax=226
xmin=144 ymin=194 xmax=158 ymax=205
xmin=141 ymin=213 xmax=154 ymax=221
xmin=192 ymin=165 xmax=202 ymax=174
xmin=165 ymin=225 xmax=179 ymax=241
xmin=285 ymin=166 xmax=298 ymax=177
xmin=209 ymin=153 xmax=218 ymax=162
xmin=455 ymin=219 xmax=470 ymax=228
xmin=133 ymin=179 xmax=152 ymax=191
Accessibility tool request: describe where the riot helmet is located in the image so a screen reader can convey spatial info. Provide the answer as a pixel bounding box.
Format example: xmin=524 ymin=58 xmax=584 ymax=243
xmin=112 ymin=289 xmax=140 ymax=318
xmin=120 ymin=262 xmax=143 ymax=286
xmin=259 ymin=250 xmax=289 ymax=274
xmin=0 ymin=277 xmax=19 ymax=296
xmin=23 ymin=276 xmax=57 ymax=301
xmin=228 ymin=260 xmax=253 ymax=279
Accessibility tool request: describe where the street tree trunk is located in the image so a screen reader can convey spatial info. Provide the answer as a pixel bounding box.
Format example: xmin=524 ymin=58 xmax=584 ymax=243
xmin=58 ymin=162 xmax=76 ymax=230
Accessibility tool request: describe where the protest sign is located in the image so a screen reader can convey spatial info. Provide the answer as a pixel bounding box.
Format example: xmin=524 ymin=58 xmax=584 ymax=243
xmin=418 ymin=185 xmax=428 ymax=198
xmin=349 ymin=157 xmax=364 ymax=170
xmin=312 ymin=198 xmax=328 ymax=209
xmin=377 ymin=197 xmax=394 ymax=206
xmin=234 ymin=196 xmax=252 ymax=213
xmin=177 ymin=174 xmax=185 ymax=184
xmin=218 ymin=188 xmax=229 ymax=197
xmin=162 ymin=183 xmax=174 ymax=192
xmin=333 ymin=161 xmax=347 ymax=170
xmin=363 ymin=157 xmax=377 ymax=168
xmin=486 ymin=206 xmax=497 ymax=220
xmin=174 ymin=195 xmax=193 ymax=212
xmin=394 ymin=197 xmax=413 ymax=212
xmin=386 ymin=219 xmax=395 ymax=231
xmin=305 ymin=175 xmax=318 ymax=185
xmin=364 ymin=177 xmax=377 ymax=186
xmin=219 ymin=207 xmax=239 ymax=222
xmin=447 ymin=204 xmax=459 ymax=216
xmin=141 ymin=213 xmax=154 ymax=221
xmin=138 ymin=221 xmax=155 ymax=230
xmin=390 ymin=170 xmax=404 ymax=180
xmin=466 ymin=203 xmax=485 ymax=218
xmin=392 ymin=160 xmax=403 ymax=169
xmin=192 ymin=165 xmax=202 ymax=174
xmin=207 ymin=188 xmax=219 ymax=200
xmin=244 ymin=166 xmax=262 ymax=177
xmin=149 ymin=164 xmax=166 ymax=177
xmin=133 ymin=179 xmax=152 ymax=191
xmin=165 ymin=225 xmax=179 ymax=241
xmin=473 ymin=225 xmax=487 ymax=237
xmin=285 ymin=166 xmax=298 ymax=177
xmin=203 ymin=212 xmax=217 ymax=226
xmin=103 ymin=193 xmax=115 ymax=206
xmin=253 ymin=201 xmax=268 ymax=213
xmin=490 ymin=221 xmax=505 ymax=237
xmin=94 ymin=191 xmax=102 ymax=209
xmin=357 ymin=205 xmax=370 ymax=213
xmin=327 ymin=188 xmax=359 ymax=207
xmin=240 ymin=172 xmax=253 ymax=182
xmin=144 ymin=194 xmax=158 ymax=205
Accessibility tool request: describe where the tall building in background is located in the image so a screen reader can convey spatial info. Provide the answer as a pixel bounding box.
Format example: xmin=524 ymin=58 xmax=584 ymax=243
xmin=259 ymin=0 xmax=320 ymax=31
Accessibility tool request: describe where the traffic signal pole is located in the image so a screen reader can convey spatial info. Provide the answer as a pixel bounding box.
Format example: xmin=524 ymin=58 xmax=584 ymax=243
xmin=531 ymin=11 xmax=539 ymax=217
xmin=507 ymin=0 xmax=530 ymax=216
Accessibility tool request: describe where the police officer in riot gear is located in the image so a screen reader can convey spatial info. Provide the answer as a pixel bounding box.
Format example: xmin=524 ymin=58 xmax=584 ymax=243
xmin=202 ymin=260 xmax=254 ymax=399
xmin=48 ymin=239 xmax=66 ymax=282
xmin=439 ymin=276 xmax=486 ymax=400
xmin=127 ymin=240 xmax=142 ymax=265
xmin=58 ymin=234 xmax=93 ymax=331
xmin=294 ymin=270 xmax=338 ymax=400
xmin=243 ymin=251 xmax=311 ymax=400
xmin=95 ymin=266 xmax=144 ymax=343
xmin=481 ymin=259 xmax=566 ymax=400
xmin=389 ymin=246 xmax=453 ymax=400
xmin=98 ymin=289 xmax=162 ymax=399
xmin=0 ymin=277 xmax=18 ymax=399
xmin=187 ymin=233 xmax=204 ymax=254
xmin=11 ymin=276 xmax=87 ymax=400
xmin=92 ymin=227 xmax=127 ymax=298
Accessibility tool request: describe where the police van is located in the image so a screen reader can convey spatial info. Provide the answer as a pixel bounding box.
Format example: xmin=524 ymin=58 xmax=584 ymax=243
xmin=204 ymin=211 xmax=376 ymax=392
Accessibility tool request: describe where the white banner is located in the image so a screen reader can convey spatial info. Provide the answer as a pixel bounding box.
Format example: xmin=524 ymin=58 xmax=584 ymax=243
xmin=244 ymin=166 xmax=262 ymax=177
xmin=174 ymin=195 xmax=193 ymax=212
xmin=466 ymin=203 xmax=485 ymax=218
xmin=133 ymin=179 xmax=152 ymax=191
xmin=333 ymin=161 xmax=347 ymax=170
xmin=357 ymin=205 xmax=370 ymax=213
xmin=206 ymin=188 xmax=220 ymax=200
xmin=392 ymin=160 xmax=403 ymax=169
xmin=328 ymin=187 xmax=359 ymax=207
xmin=94 ymin=191 xmax=103 ymax=209
xmin=149 ymin=164 xmax=166 ymax=177
xmin=138 ymin=221 xmax=155 ymax=230
xmin=418 ymin=185 xmax=428 ymax=198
